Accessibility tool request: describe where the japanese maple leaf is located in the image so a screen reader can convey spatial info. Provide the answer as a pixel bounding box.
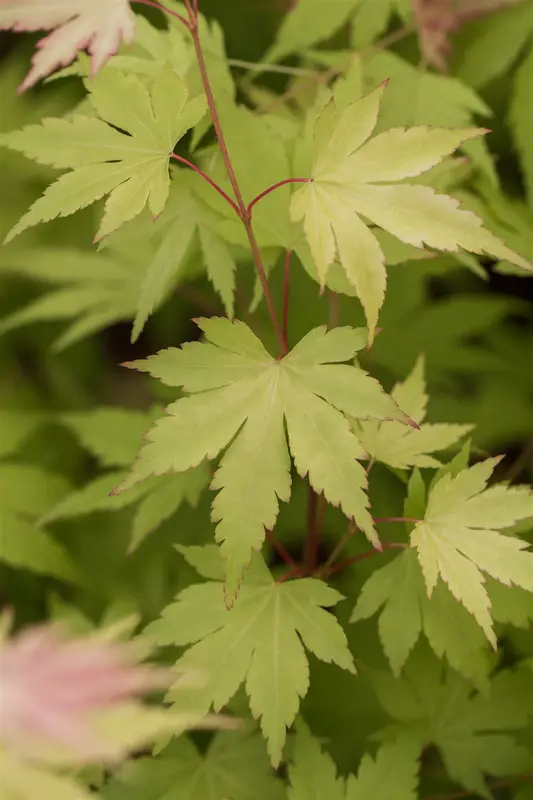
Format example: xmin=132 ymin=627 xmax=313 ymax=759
xmin=291 ymin=83 xmax=532 ymax=341
xmin=410 ymin=458 xmax=533 ymax=645
xmin=0 ymin=67 xmax=206 ymax=242
xmin=352 ymin=356 xmax=473 ymax=469
xmin=113 ymin=317 xmax=415 ymax=601
xmin=0 ymin=0 xmax=137 ymax=92
xmin=145 ymin=546 xmax=356 ymax=766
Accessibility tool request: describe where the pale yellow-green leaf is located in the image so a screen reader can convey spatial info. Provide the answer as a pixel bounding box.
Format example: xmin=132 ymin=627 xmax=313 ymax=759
xmin=0 ymin=751 xmax=93 ymax=800
xmin=354 ymin=357 xmax=472 ymax=468
xmin=162 ymin=563 xmax=355 ymax=766
xmin=2 ymin=68 xmax=205 ymax=243
xmin=116 ymin=320 xmax=411 ymax=596
xmin=411 ymin=460 xmax=533 ymax=645
xmin=292 ymin=86 xmax=533 ymax=341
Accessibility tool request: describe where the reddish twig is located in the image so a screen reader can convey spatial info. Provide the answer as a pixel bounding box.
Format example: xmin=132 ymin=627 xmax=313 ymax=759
xmin=187 ymin=17 xmax=286 ymax=354
xmin=282 ymin=250 xmax=292 ymax=352
xmin=247 ymin=178 xmax=310 ymax=217
xmin=266 ymin=530 xmax=298 ymax=570
xmin=305 ymin=488 xmax=323 ymax=574
xmin=325 ymin=543 xmax=407 ymax=577
xmin=170 ymin=154 xmax=239 ymax=214
xmin=132 ymin=0 xmax=190 ymax=27
xmin=277 ymin=566 xmax=302 ymax=583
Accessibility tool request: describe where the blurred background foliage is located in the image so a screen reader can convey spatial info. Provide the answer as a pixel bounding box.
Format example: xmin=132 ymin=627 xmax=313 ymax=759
xmin=0 ymin=0 xmax=533 ymax=787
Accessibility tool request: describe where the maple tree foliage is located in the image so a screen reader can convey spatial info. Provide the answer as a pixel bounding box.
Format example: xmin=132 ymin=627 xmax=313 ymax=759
xmin=1 ymin=0 xmax=533 ymax=799
xmin=0 ymin=0 xmax=136 ymax=92
xmin=113 ymin=317 xmax=413 ymax=600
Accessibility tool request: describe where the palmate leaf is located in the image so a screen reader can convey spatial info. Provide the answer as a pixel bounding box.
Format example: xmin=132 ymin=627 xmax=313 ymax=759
xmin=0 ymin=66 xmax=206 ymax=242
xmin=510 ymin=42 xmax=533 ymax=208
xmin=353 ymin=357 xmax=473 ymax=469
xmin=0 ymin=247 xmax=147 ymax=351
xmin=110 ymin=180 xmax=238 ymax=341
xmin=104 ymin=731 xmax=282 ymax=800
xmin=287 ymin=721 xmax=420 ymax=800
xmin=43 ymin=407 xmax=210 ymax=551
xmin=0 ymin=0 xmax=136 ymax=92
xmin=410 ymin=459 xmax=533 ymax=645
xmin=113 ymin=318 xmax=414 ymax=600
xmin=370 ymin=650 xmax=533 ymax=798
xmin=291 ymin=83 xmax=532 ymax=341
xmin=146 ymin=546 xmax=356 ymax=766
xmin=0 ymin=462 xmax=79 ymax=582
xmin=351 ymin=548 xmax=491 ymax=684
xmin=363 ymin=50 xmax=498 ymax=182
xmin=1 ymin=751 xmax=94 ymax=800
xmin=267 ymin=0 xmax=363 ymax=62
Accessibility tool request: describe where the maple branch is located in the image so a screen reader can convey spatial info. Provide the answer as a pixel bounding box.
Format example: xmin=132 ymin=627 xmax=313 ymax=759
xmin=266 ymin=530 xmax=299 ymax=570
xmin=305 ymin=489 xmax=326 ymax=574
xmin=277 ymin=566 xmax=303 ymax=583
xmin=132 ymin=0 xmax=190 ymax=28
xmin=282 ymin=250 xmax=292 ymax=352
xmin=328 ymin=290 xmax=341 ymax=329
xmin=247 ymin=178 xmax=310 ymax=217
xmin=324 ymin=543 xmax=407 ymax=578
xmin=170 ymin=154 xmax=239 ymax=214
xmin=186 ymin=10 xmax=286 ymax=354
xmin=229 ymin=59 xmax=320 ymax=78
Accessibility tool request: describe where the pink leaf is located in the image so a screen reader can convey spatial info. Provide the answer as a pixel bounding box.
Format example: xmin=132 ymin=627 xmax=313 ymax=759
xmin=0 ymin=622 xmax=169 ymax=762
xmin=0 ymin=0 xmax=136 ymax=91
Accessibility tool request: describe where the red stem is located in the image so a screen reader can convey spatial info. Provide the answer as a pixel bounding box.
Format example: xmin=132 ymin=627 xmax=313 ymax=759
xmin=132 ymin=0 xmax=190 ymax=27
xmin=282 ymin=250 xmax=292 ymax=352
xmin=305 ymin=488 xmax=322 ymax=574
xmin=325 ymin=543 xmax=407 ymax=577
xmin=247 ymin=178 xmax=310 ymax=217
xmin=277 ymin=567 xmax=302 ymax=584
xmin=170 ymin=154 xmax=239 ymax=214
xmin=266 ymin=530 xmax=298 ymax=570
xmin=188 ymin=17 xmax=286 ymax=354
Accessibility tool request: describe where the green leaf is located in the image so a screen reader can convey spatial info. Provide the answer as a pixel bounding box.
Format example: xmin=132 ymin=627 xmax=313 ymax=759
xmin=353 ymin=357 xmax=472 ymax=469
xmin=268 ymin=0 xmax=363 ymax=62
xmin=363 ymin=50 xmax=497 ymax=182
xmin=125 ymin=180 xmax=237 ymax=340
xmin=129 ymin=466 xmax=210 ymax=552
xmin=149 ymin=550 xmax=355 ymax=765
xmin=0 ymin=463 xmax=71 ymax=518
xmin=510 ymin=44 xmax=533 ymax=208
xmin=1 ymin=751 xmax=94 ymax=800
xmin=345 ymin=737 xmax=420 ymax=800
xmin=0 ymin=247 xmax=149 ymax=351
xmin=351 ymin=0 xmax=406 ymax=48
xmin=114 ymin=319 xmax=413 ymax=599
xmin=488 ymin=579 xmax=533 ymax=628
xmin=0 ymin=510 xmax=79 ymax=583
xmin=0 ymin=409 xmax=43 ymax=457
xmin=61 ymin=407 xmax=159 ymax=468
xmin=352 ymin=548 xmax=491 ymax=684
xmin=105 ymin=731 xmax=281 ymax=800
xmin=370 ymin=651 xmax=533 ymax=798
xmin=410 ymin=459 xmax=533 ymax=645
xmin=287 ymin=721 xmax=345 ymax=800
xmin=40 ymin=472 xmax=152 ymax=524
xmin=291 ymin=85 xmax=531 ymax=340
xmin=455 ymin=1 xmax=533 ymax=88
xmin=1 ymin=67 xmax=205 ymax=242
